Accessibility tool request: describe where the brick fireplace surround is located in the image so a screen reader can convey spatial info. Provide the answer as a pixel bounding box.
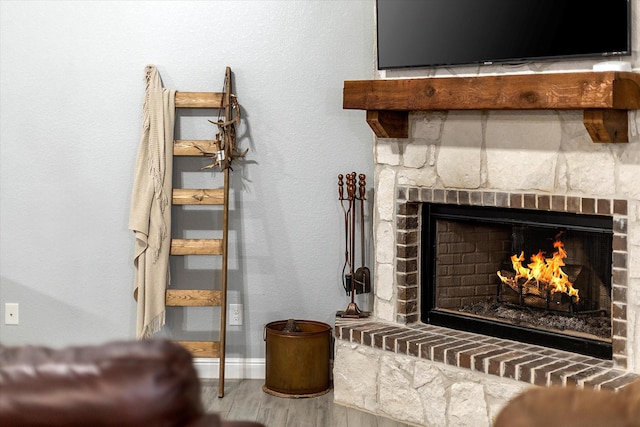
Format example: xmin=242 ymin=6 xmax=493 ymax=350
xmin=332 ymin=109 xmax=640 ymax=427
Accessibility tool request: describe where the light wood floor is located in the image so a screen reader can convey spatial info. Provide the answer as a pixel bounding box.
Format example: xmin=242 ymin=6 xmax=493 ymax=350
xmin=201 ymin=379 xmax=415 ymax=427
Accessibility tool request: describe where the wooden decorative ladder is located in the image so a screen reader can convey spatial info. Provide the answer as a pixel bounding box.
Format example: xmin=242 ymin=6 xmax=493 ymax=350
xmin=167 ymin=67 xmax=234 ymax=398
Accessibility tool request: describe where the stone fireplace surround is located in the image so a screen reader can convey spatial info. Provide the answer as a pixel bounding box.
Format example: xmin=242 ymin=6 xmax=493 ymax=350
xmin=332 ymin=110 xmax=640 ymax=426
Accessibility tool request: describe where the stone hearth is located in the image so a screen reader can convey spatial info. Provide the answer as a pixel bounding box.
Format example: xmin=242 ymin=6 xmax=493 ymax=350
xmin=334 ymin=319 xmax=637 ymax=426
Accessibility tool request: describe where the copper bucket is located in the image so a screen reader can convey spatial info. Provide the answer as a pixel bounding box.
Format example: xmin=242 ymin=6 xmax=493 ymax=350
xmin=263 ymin=319 xmax=332 ymax=398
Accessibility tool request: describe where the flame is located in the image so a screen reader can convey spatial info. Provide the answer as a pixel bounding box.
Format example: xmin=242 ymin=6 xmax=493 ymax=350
xmin=497 ymin=239 xmax=579 ymax=301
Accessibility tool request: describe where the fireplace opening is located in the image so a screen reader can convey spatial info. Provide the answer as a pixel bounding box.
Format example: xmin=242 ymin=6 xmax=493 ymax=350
xmin=421 ymin=203 xmax=613 ymax=359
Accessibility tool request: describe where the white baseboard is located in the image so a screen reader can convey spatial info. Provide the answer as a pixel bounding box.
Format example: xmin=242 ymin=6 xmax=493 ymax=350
xmin=193 ymin=357 xmax=265 ymax=379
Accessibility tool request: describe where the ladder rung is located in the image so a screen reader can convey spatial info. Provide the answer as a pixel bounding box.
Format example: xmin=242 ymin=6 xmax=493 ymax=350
xmin=170 ymin=239 xmax=223 ymax=255
xmin=175 ymin=340 xmax=221 ymax=358
xmin=173 ymin=140 xmax=218 ymax=156
xmin=175 ymin=92 xmax=224 ymax=109
xmin=166 ymin=289 xmax=222 ymax=306
xmin=173 ymin=189 xmax=224 ymax=205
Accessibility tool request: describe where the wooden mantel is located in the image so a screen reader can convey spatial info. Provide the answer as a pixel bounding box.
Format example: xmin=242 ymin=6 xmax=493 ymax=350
xmin=343 ymin=71 xmax=640 ymax=143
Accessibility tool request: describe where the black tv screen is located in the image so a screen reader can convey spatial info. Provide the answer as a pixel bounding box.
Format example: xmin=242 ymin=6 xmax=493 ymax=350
xmin=376 ymin=0 xmax=631 ymax=69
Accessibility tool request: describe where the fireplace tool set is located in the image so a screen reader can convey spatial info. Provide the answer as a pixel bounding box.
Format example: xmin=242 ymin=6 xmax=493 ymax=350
xmin=337 ymin=172 xmax=370 ymax=319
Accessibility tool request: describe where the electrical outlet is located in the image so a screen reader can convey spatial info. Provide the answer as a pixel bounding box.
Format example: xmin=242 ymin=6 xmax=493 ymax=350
xmin=5 ymin=303 xmax=19 ymax=325
xmin=229 ymin=303 xmax=242 ymax=326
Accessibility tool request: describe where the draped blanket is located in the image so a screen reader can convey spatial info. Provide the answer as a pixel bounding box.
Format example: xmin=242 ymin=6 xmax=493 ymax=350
xmin=129 ymin=65 xmax=176 ymax=338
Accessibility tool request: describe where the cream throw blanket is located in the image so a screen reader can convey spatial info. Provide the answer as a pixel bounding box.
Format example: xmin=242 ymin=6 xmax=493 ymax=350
xmin=129 ymin=65 xmax=176 ymax=338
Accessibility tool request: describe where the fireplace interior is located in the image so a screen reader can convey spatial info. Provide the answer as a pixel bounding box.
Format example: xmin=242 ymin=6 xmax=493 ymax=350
xmin=422 ymin=203 xmax=613 ymax=359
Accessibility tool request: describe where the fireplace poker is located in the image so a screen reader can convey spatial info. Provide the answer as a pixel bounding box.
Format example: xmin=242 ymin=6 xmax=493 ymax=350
xmin=354 ymin=174 xmax=371 ymax=294
xmin=349 ymin=172 xmax=356 ymax=282
xmin=338 ymin=174 xmax=352 ymax=295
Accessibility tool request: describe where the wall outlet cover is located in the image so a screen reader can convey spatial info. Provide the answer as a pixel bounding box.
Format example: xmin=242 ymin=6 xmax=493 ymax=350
xmin=5 ymin=303 xmax=19 ymax=325
xmin=229 ymin=303 xmax=242 ymax=326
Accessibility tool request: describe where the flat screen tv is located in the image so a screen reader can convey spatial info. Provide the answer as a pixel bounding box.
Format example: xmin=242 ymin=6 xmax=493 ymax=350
xmin=376 ymin=0 xmax=631 ymax=70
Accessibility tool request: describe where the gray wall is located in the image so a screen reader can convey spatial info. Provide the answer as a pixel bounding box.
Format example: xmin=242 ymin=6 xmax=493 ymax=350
xmin=0 ymin=0 xmax=375 ymax=359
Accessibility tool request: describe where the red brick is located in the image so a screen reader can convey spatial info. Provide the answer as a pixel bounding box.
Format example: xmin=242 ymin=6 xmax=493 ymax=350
xmin=473 ymin=348 xmax=511 ymax=372
xmin=565 ymin=365 xmax=610 ymax=388
xmin=532 ymin=360 xmax=574 ymax=386
xmin=503 ymin=354 xmax=545 ymax=380
xmin=419 ymin=337 xmax=454 ymax=360
xmin=407 ymin=335 xmax=438 ymax=358
xmin=583 ymin=369 xmax=629 ymax=390
xmin=431 ymin=339 xmax=468 ymax=363
xmin=548 ymin=363 xmax=591 ymax=386
xmin=517 ymin=357 xmax=556 ymax=383
xmin=600 ymin=373 xmax=640 ymax=391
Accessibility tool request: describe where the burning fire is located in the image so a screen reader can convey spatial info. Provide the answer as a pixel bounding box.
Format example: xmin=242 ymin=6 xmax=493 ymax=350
xmin=497 ymin=239 xmax=579 ymax=301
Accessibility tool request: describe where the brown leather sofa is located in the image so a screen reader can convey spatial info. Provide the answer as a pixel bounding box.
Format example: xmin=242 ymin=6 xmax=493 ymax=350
xmin=494 ymin=379 xmax=640 ymax=427
xmin=0 ymin=339 xmax=264 ymax=427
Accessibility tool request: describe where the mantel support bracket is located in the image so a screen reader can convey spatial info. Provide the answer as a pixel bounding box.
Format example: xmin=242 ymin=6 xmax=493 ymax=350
xmin=366 ymin=110 xmax=408 ymax=138
xmin=583 ymin=109 xmax=629 ymax=143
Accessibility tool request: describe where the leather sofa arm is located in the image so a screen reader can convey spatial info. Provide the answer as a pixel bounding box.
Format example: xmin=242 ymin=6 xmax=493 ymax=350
xmin=0 ymin=340 xmax=204 ymax=426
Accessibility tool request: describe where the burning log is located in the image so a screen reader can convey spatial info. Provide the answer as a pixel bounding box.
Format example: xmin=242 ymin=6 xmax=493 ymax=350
xmin=498 ymin=270 xmax=548 ymax=298
xmin=497 ymin=238 xmax=581 ymax=312
xmin=498 ymin=269 xmax=579 ymax=312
